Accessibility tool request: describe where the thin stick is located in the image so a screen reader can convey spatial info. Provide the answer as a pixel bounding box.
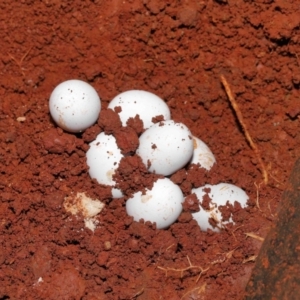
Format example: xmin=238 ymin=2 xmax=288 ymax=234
xmin=243 ymin=255 xmax=257 ymax=264
xmin=220 ymin=75 xmax=268 ymax=185
xmin=254 ymin=182 xmax=262 ymax=211
xmin=245 ymin=232 xmax=264 ymax=242
xmin=130 ymin=287 xmax=144 ymax=299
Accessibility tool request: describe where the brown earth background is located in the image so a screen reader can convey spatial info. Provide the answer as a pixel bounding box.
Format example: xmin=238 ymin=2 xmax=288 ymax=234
xmin=1 ymin=0 xmax=300 ymax=299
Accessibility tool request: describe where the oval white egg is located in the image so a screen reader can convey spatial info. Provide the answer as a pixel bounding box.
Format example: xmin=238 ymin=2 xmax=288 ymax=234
xmin=86 ymin=133 xmax=123 ymax=198
xmin=136 ymin=120 xmax=194 ymax=176
xmin=108 ymin=90 xmax=170 ymax=129
xmin=191 ymin=183 xmax=248 ymax=232
xmin=49 ymin=79 xmax=101 ymax=132
xmin=190 ymin=137 xmax=216 ymax=171
xmin=126 ymin=178 xmax=184 ymax=229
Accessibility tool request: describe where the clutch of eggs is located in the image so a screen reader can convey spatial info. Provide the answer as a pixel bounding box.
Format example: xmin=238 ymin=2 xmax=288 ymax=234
xmin=48 ymin=83 xmax=232 ymax=230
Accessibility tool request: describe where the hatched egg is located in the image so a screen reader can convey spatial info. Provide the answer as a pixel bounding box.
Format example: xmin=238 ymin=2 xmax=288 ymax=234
xmin=108 ymin=90 xmax=170 ymax=129
xmin=49 ymin=79 xmax=101 ymax=132
xmin=190 ymin=137 xmax=216 ymax=171
xmin=191 ymin=183 xmax=249 ymax=232
xmin=136 ymin=120 xmax=194 ymax=176
xmin=86 ymin=133 xmax=123 ymax=198
xmin=126 ymin=178 xmax=184 ymax=229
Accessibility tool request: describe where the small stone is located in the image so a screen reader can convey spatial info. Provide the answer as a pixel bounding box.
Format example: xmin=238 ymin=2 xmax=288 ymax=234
xmin=104 ymin=241 xmax=111 ymax=250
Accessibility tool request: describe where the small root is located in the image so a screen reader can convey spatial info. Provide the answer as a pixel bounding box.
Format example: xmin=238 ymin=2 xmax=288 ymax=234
xmin=157 ymin=256 xmax=209 ymax=283
xmin=267 ymin=200 xmax=276 ymax=218
xmin=8 ymin=46 xmax=32 ymax=76
xmin=224 ymin=224 xmax=244 ymax=241
xmin=180 ymin=283 xmax=206 ymax=300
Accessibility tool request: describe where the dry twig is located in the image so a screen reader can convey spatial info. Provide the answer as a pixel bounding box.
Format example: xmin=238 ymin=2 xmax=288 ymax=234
xmin=220 ymin=75 xmax=268 ymax=185
xmin=254 ymin=181 xmax=262 ymax=211
xmin=245 ymin=232 xmax=264 ymax=242
xmin=243 ymin=255 xmax=257 ymax=264
xmin=130 ymin=287 xmax=144 ymax=299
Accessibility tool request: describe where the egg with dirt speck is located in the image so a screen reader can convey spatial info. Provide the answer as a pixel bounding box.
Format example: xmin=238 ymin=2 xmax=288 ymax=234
xmin=86 ymin=132 xmax=123 ymax=198
xmin=190 ymin=136 xmax=216 ymax=171
xmin=190 ymin=183 xmax=249 ymax=232
xmin=49 ymin=79 xmax=101 ymax=133
xmin=126 ymin=178 xmax=184 ymax=229
xmin=136 ymin=120 xmax=194 ymax=176
xmin=108 ymin=90 xmax=170 ymax=129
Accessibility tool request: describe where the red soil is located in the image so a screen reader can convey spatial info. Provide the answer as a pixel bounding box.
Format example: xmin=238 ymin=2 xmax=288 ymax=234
xmin=1 ymin=1 xmax=299 ymax=299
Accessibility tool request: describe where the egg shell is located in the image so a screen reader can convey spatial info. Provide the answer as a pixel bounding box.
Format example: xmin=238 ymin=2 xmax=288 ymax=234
xmin=108 ymin=90 xmax=171 ymax=129
xmin=126 ymin=178 xmax=184 ymax=229
xmin=190 ymin=137 xmax=216 ymax=171
xmin=136 ymin=120 xmax=194 ymax=176
xmin=64 ymin=192 xmax=105 ymax=219
xmin=63 ymin=192 xmax=105 ymax=232
xmin=86 ymin=133 xmax=123 ymax=198
xmin=49 ymin=79 xmax=101 ymax=132
xmin=191 ymin=183 xmax=248 ymax=232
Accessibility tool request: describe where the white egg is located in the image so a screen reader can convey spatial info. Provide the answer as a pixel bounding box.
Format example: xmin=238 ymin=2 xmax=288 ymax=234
xmin=86 ymin=133 xmax=123 ymax=198
xmin=107 ymin=90 xmax=170 ymax=129
xmin=190 ymin=137 xmax=216 ymax=171
xmin=136 ymin=120 xmax=194 ymax=176
xmin=49 ymin=79 xmax=101 ymax=132
xmin=126 ymin=178 xmax=184 ymax=229
xmin=191 ymin=183 xmax=248 ymax=232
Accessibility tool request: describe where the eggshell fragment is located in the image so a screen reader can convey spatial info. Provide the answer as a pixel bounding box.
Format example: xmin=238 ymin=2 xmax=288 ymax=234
xmin=86 ymin=132 xmax=123 ymax=198
xmin=190 ymin=137 xmax=216 ymax=171
xmin=49 ymin=79 xmax=101 ymax=133
xmin=191 ymin=183 xmax=249 ymax=232
xmin=108 ymin=90 xmax=170 ymax=129
xmin=136 ymin=120 xmax=194 ymax=176
xmin=64 ymin=192 xmax=105 ymax=231
xmin=126 ymin=178 xmax=184 ymax=229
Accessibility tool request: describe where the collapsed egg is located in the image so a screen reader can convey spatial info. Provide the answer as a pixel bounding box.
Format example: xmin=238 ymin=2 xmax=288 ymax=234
xmin=136 ymin=120 xmax=194 ymax=176
xmin=108 ymin=90 xmax=171 ymax=129
xmin=190 ymin=183 xmax=248 ymax=232
xmin=86 ymin=133 xmax=123 ymax=198
xmin=126 ymin=178 xmax=184 ymax=229
xmin=190 ymin=137 xmax=216 ymax=171
xmin=49 ymin=79 xmax=101 ymax=132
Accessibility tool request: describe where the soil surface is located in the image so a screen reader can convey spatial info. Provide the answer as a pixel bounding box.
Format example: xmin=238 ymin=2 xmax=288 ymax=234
xmin=0 ymin=1 xmax=299 ymax=299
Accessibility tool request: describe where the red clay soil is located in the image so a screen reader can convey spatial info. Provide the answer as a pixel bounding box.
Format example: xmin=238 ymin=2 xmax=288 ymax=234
xmin=0 ymin=1 xmax=299 ymax=299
